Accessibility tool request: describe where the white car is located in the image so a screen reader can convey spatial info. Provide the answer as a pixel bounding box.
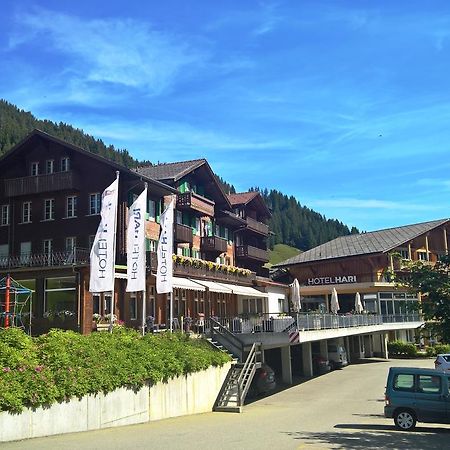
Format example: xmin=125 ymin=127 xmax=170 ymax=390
xmin=434 ymin=354 xmax=450 ymax=372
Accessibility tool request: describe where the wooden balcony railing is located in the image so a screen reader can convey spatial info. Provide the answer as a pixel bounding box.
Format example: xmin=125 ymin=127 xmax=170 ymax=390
xmin=236 ymin=245 xmax=269 ymax=262
xmin=174 ymin=223 xmax=193 ymax=244
xmin=201 ymin=236 xmax=227 ymax=253
xmin=4 ymin=171 xmax=77 ymax=197
xmin=245 ymin=217 xmax=269 ymax=236
xmin=177 ymin=192 xmax=215 ymax=216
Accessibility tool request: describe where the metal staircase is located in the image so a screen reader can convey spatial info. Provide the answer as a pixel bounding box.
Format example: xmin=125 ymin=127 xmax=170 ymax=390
xmin=213 ymin=341 xmax=263 ymax=413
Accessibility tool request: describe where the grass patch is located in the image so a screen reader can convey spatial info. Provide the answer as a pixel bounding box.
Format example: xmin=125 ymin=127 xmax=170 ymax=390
xmin=268 ymin=243 xmax=301 ymax=266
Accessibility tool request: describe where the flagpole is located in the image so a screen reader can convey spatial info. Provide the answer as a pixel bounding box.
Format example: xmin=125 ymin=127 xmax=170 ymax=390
xmin=141 ymin=182 xmax=148 ymax=336
xmin=109 ymin=171 xmax=120 ymax=333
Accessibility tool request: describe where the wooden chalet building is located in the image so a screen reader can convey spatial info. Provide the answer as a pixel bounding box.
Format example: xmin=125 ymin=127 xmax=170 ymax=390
xmin=227 ymin=192 xmax=271 ymax=276
xmin=0 ymin=131 xmax=274 ymax=335
xmin=274 ymin=219 xmax=449 ymax=340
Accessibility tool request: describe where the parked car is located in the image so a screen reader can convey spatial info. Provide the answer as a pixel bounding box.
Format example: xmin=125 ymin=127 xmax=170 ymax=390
xmin=312 ymin=354 xmax=331 ymax=375
xmin=327 ymin=342 xmax=348 ymax=369
xmin=247 ymin=363 xmax=276 ymax=397
xmin=384 ymin=367 xmax=450 ymax=430
xmin=434 ymin=354 xmax=450 ymax=372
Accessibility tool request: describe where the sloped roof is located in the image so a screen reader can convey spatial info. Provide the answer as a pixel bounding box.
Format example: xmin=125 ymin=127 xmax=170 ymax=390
xmin=0 ymin=129 xmax=177 ymax=195
xmin=135 ymin=159 xmax=206 ymax=182
xmin=274 ymin=218 xmax=450 ymax=267
xmin=228 ymin=191 xmax=271 ymax=218
xmin=228 ymin=192 xmax=259 ymax=206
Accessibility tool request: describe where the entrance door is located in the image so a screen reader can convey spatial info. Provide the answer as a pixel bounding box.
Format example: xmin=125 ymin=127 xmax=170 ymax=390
xmin=414 ymin=374 xmax=447 ymax=422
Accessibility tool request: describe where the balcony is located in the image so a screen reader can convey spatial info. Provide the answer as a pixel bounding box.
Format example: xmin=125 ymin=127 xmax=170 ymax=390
xmin=0 ymin=248 xmax=90 ymax=269
xmin=236 ymin=245 xmax=269 ymax=262
xmin=209 ymin=312 xmax=422 ymax=335
xmin=174 ymin=223 xmax=193 ymax=244
xmin=177 ymin=192 xmax=215 ymax=216
xmin=4 ymin=171 xmax=77 ymax=197
xmin=245 ymin=217 xmax=269 ymax=236
xmin=201 ymin=236 xmax=227 ymax=254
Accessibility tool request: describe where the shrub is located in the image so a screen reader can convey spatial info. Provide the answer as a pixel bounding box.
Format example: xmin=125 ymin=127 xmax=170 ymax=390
xmin=426 ymin=343 xmax=450 ymax=357
xmin=0 ymin=328 xmax=230 ymax=413
xmin=388 ymin=340 xmax=418 ymax=357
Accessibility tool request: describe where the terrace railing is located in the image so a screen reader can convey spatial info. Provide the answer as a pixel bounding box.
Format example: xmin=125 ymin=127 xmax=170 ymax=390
xmin=207 ymin=312 xmax=422 ymax=334
xmin=0 ymin=248 xmax=90 ymax=269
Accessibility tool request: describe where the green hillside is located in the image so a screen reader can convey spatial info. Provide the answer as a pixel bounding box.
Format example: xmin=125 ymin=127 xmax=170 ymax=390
xmin=268 ymin=244 xmax=302 ymax=266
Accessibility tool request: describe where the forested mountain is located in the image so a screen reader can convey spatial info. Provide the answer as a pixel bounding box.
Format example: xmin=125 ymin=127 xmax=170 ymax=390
xmin=0 ymin=99 xmax=358 ymax=251
xmin=0 ymin=100 xmax=139 ymax=167
xmin=255 ymin=188 xmax=359 ymax=250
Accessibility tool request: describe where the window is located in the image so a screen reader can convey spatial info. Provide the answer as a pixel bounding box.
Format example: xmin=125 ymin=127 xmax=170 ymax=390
xmin=46 ymin=160 xmax=54 ymax=174
xmin=393 ymin=374 xmax=415 ymax=391
xmin=1 ymin=205 xmax=9 ymax=226
xmin=31 ymin=162 xmax=39 ymax=176
xmin=89 ymin=193 xmax=101 ymax=215
xmin=146 ymin=239 xmax=157 ymax=252
xmin=61 ymin=157 xmax=70 ymax=172
xmin=130 ymin=294 xmax=137 ymax=320
xmin=89 ymin=235 xmax=96 ymax=249
xmin=43 ymin=239 xmax=52 ymax=265
xmin=22 ymin=202 xmax=31 ymax=223
xmin=148 ymin=200 xmax=156 ymax=221
xmin=0 ymin=245 xmax=8 ymax=265
xmin=418 ymin=375 xmax=441 ymax=394
xmin=278 ymin=298 xmax=284 ymax=312
xmin=93 ymin=294 xmax=101 ymax=315
xmin=44 ymin=276 xmax=76 ymax=315
xmin=242 ymin=298 xmax=263 ymax=314
xmin=176 ymin=210 xmax=183 ymax=225
xmin=66 ymin=196 xmax=77 ymax=218
xmin=44 ymin=199 xmax=55 ymax=221
xmin=66 ymin=236 xmax=76 ymax=253
xmin=43 ymin=239 xmax=52 ymax=255
xmin=398 ymin=248 xmax=409 ymax=259
xmin=418 ymin=251 xmax=429 ymax=261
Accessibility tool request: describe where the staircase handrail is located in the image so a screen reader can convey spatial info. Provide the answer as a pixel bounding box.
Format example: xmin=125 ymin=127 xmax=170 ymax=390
xmin=237 ymin=342 xmax=261 ymax=406
xmin=210 ymin=317 xmax=244 ymax=357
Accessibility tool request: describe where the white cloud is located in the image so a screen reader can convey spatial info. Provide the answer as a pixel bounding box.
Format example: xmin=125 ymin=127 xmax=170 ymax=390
xmin=79 ymin=118 xmax=295 ymax=154
xmin=9 ymin=8 xmax=206 ymax=95
xmin=416 ymin=178 xmax=450 ymax=189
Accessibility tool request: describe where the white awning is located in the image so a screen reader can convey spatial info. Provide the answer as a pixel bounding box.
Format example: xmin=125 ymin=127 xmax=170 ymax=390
xmin=173 ymin=277 xmax=206 ymax=291
xmin=192 ymin=279 xmax=233 ymax=293
xmin=219 ymin=283 xmax=268 ymax=298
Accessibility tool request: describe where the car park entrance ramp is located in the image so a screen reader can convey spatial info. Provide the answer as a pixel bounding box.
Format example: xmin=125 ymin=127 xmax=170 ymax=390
xmin=213 ymin=342 xmax=262 ymax=413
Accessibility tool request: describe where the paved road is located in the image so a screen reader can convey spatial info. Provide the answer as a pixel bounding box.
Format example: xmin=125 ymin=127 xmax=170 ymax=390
xmin=4 ymin=358 xmax=449 ymax=450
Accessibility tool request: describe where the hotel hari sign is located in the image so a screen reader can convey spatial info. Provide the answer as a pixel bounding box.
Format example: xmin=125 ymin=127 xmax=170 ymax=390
xmin=307 ymin=275 xmax=357 ymax=285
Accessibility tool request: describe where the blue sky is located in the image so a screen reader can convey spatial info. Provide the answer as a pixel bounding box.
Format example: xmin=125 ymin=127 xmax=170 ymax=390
xmin=1 ymin=1 xmax=449 ymax=232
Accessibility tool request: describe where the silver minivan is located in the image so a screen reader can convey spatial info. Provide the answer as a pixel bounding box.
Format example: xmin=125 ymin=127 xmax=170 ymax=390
xmin=384 ymin=367 xmax=450 ymax=430
xmin=327 ymin=342 xmax=348 ymax=369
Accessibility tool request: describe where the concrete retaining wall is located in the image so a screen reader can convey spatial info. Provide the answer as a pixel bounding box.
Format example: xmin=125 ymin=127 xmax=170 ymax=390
xmin=0 ymin=362 xmax=231 ymax=443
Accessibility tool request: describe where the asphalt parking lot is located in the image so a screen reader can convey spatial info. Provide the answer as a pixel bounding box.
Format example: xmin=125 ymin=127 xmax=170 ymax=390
xmin=4 ymin=357 xmax=448 ymax=450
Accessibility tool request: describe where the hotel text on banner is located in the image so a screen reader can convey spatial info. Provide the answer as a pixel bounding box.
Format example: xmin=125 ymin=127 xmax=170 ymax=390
xmin=156 ymin=199 xmax=174 ymax=294
xmin=89 ymin=177 xmax=119 ymax=293
xmin=126 ymin=187 xmax=147 ymax=292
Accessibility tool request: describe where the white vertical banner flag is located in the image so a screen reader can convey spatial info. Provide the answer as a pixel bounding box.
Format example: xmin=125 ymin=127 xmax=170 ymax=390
xmin=89 ymin=176 xmax=119 ymax=293
xmin=156 ymin=198 xmax=174 ymax=294
xmin=126 ymin=187 xmax=147 ymax=292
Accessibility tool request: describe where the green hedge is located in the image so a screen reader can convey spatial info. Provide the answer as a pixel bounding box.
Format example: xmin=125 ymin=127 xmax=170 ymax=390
xmin=0 ymin=327 xmax=230 ymax=413
xmin=426 ymin=344 xmax=450 ymax=357
xmin=387 ymin=340 xmax=418 ymax=357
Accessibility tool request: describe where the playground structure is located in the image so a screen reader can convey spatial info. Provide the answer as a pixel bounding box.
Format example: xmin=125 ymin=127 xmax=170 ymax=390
xmin=0 ymin=275 xmax=33 ymax=334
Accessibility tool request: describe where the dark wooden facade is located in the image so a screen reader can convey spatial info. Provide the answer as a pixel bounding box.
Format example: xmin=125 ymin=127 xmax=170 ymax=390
xmin=0 ymin=130 xmax=268 ymax=335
